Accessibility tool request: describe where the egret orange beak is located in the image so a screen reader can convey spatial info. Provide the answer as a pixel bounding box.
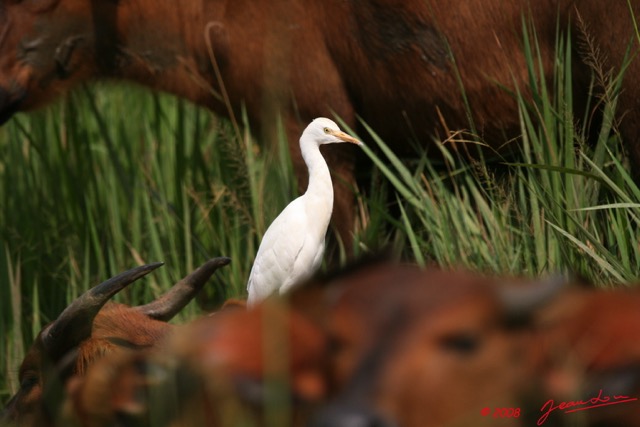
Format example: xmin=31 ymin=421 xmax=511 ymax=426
xmin=331 ymin=130 xmax=363 ymax=146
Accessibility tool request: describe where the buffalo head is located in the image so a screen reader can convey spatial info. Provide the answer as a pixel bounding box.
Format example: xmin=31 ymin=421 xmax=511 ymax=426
xmin=1 ymin=257 xmax=230 ymax=426
xmin=0 ymin=0 xmax=116 ymax=123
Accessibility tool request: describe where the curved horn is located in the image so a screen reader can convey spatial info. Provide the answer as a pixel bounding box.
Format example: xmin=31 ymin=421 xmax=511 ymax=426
xmin=498 ymin=274 xmax=567 ymax=318
xmin=136 ymin=257 xmax=231 ymax=321
xmin=41 ymin=262 xmax=164 ymax=359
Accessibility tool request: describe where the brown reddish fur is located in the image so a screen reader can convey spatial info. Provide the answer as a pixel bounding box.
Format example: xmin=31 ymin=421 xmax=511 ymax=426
xmin=172 ymin=301 xmax=326 ymax=401
xmin=74 ymin=303 xmax=172 ymax=374
xmin=290 ymin=262 xmax=542 ymax=427
xmin=3 ymin=303 xmax=173 ymax=426
xmin=531 ymin=289 xmax=640 ymax=426
xmin=2 ymin=1 xmax=640 ymax=244
xmin=37 ymin=264 xmax=544 ymax=427
xmin=3 ymin=258 xmax=231 ymax=425
xmin=58 ymin=301 xmax=327 ymax=427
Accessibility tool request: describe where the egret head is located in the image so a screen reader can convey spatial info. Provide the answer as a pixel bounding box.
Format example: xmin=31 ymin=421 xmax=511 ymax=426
xmin=303 ymin=118 xmax=362 ymax=147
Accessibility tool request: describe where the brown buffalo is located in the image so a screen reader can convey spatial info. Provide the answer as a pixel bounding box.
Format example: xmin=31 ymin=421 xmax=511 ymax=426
xmin=288 ymin=259 xmax=566 ymax=427
xmin=297 ymin=262 xmax=640 ymax=427
xmin=1 ymin=257 xmax=230 ymax=426
xmin=23 ymin=259 xmax=570 ymax=427
xmin=1 ymin=1 xmax=638 ymax=242
xmin=49 ymin=299 xmax=326 ymax=427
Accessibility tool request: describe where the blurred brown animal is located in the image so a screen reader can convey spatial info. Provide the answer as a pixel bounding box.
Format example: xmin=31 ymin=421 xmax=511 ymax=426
xmin=288 ymin=260 xmax=565 ymax=427
xmin=23 ymin=259 xmax=582 ymax=427
xmin=52 ymin=300 xmax=326 ymax=427
xmin=0 ymin=257 xmax=230 ymax=427
xmin=1 ymin=1 xmax=639 ymax=244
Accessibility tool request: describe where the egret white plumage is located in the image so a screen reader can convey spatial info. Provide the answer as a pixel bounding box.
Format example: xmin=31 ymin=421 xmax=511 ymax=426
xmin=246 ymin=118 xmax=362 ymax=306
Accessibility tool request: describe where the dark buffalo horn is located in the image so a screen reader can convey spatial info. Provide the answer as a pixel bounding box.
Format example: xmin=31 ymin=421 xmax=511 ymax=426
xmin=136 ymin=257 xmax=231 ymax=321
xmin=41 ymin=262 xmax=164 ymax=360
xmin=498 ymin=274 xmax=567 ymax=318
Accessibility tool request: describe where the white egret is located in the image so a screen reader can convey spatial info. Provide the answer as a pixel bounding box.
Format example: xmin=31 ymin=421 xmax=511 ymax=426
xmin=247 ymin=118 xmax=362 ymax=306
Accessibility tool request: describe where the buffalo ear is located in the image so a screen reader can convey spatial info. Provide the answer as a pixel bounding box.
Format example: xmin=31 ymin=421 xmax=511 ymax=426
xmin=498 ymin=274 xmax=568 ymax=326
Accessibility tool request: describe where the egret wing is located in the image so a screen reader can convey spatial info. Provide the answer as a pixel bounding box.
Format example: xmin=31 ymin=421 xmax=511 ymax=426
xmin=247 ymin=198 xmax=308 ymax=303
xmin=280 ymin=237 xmax=325 ymax=294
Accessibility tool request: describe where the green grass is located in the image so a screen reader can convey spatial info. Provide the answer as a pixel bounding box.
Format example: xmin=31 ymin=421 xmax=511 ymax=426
xmin=0 ymin=85 xmax=297 ymax=400
xmin=1 ymin=18 xmax=640 ymax=410
xmin=353 ymin=20 xmax=640 ymax=283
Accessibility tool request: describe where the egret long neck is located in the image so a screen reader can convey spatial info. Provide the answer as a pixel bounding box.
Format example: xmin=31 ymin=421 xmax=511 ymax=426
xmin=301 ymin=143 xmax=334 ymax=207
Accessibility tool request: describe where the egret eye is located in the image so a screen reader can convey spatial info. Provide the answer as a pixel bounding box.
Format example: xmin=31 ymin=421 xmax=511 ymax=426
xmin=323 ymin=127 xmax=331 ymax=134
